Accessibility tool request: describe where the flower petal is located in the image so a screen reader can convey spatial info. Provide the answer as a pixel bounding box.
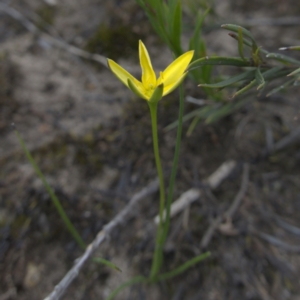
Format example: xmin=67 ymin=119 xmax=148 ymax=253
xmin=162 ymin=73 xmax=187 ymax=96
xmin=139 ymin=40 xmax=156 ymax=88
xmin=107 ymin=59 xmax=143 ymax=90
xmin=158 ymin=50 xmax=194 ymax=87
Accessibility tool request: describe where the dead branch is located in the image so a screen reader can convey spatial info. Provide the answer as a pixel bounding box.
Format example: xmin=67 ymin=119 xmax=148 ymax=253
xmin=200 ymin=163 xmax=250 ymax=249
xmin=153 ymin=160 xmax=237 ymax=224
xmin=261 ymin=125 xmax=300 ymax=156
xmin=43 ymin=179 xmax=159 ymax=300
xmin=252 ymin=230 xmax=300 ymax=253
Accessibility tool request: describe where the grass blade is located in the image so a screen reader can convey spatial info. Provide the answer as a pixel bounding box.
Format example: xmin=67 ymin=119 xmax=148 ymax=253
xmin=157 ymin=252 xmax=210 ymax=281
xmin=14 ymin=128 xmax=86 ymax=249
xmin=106 ymin=276 xmax=147 ymax=300
xmin=266 ymin=78 xmax=295 ymax=97
xmin=93 ymin=257 xmax=122 ymax=272
xmin=255 ymin=67 xmax=265 ymax=90
xmin=266 ymin=53 xmax=300 ymax=65
xmin=188 ymin=56 xmax=252 ymax=71
xmin=199 ymin=70 xmax=255 ymax=88
xmin=221 ymin=24 xmax=257 ymax=47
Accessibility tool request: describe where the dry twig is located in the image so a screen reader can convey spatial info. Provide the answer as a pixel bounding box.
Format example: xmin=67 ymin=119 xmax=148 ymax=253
xmin=153 ymin=160 xmax=237 ymax=224
xmin=43 ymin=179 xmax=159 ymax=300
xmin=261 ymin=125 xmax=300 ymax=156
xmin=200 ymin=163 xmax=250 ymax=249
xmin=252 ymin=230 xmax=300 ymax=253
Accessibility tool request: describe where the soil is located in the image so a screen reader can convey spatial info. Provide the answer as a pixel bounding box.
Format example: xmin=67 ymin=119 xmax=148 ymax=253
xmin=1 ymin=0 xmax=300 ymax=300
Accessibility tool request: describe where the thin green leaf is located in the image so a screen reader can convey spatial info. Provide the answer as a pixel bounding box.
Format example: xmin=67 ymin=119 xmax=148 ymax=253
xmin=170 ymin=1 xmax=182 ymax=54
xmin=205 ymin=97 xmax=252 ymax=124
xmin=186 ymin=115 xmax=201 ymax=136
xmin=164 ymin=105 xmax=217 ymax=131
xmin=238 ymin=27 xmax=245 ymax=60
xmin=185 ymin=102 xmax=225 ymax=132
xmin=14 ymin=128 xmax=86 ymax=249
xmin=287 ymin=67 xmax=300 ymax=76
xmin=232 ymin=67 xmax=290 ymax=97
xmin=228 ymin=32 xmax=252 ymax=47
xmin=199 ymin=70 xmax=256 ymax=88
xmin=232 ymin=79 xmax=257 ymax=98
xmin=262 ymin=67 xmax=290 ymax=80
xmin=135 ymin=0 xmax=171 ymax=51
xmin=266 ymin=53 xmax=300 ymax=66
xmin=188 ymin=56 xmax=252 ymax=71
xmin=221 ymin=24 xmax=257 ymax=47
xmin=266 ymin=78 xmax=295 ymax=97
xmin=157 ymin=252 xmax=210 ymax=281
xmin=106 ymin=276 xmax=147 ymax=300
xmin=279 ymin=45 xmax=300 ymax=51
xmin=228 ymin=33 xmax=269 ymax=55
xmin=255 ymin=67 xmax=265 ymax=90
xmin=93 ymin=257 xmax=122 ymax=272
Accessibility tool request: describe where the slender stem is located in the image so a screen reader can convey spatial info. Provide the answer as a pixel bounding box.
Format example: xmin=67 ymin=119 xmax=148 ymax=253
xmin=148 ymin=102 xmax=166 ymax=280
xmin=162 ymin=84 xmax=184 ymax=246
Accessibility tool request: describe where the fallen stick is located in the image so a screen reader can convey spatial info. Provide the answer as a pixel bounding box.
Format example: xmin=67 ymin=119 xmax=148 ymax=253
xmin=153 ymin=160 xmax=237 ymax=224
xmin=252 ymin=230 xmax=300 ymax=253
xmin=200 ymin=163 xmax=250 ymax=249
xmin=261 ymin=125 xmax=300 ymax=156
xmin=43 ymin=179 xmax=159 ymax=300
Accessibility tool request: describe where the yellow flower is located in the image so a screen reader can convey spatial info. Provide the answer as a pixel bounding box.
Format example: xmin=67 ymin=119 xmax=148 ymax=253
xmin=107 ymin=40 xmax=194 ymax=102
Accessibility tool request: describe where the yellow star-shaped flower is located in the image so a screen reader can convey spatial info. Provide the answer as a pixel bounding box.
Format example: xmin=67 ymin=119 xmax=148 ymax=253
xmin=107 ymin=41 xmax=194 ymax=102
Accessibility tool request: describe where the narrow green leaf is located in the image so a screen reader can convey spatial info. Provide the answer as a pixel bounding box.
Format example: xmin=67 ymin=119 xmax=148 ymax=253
xmin=279 ymin=45 xmax=300 ymax=51
xmin=190 ymin=8 xmax=210 ymax=53
xmin=287 ymin=67 xmax=300 ymax=76
xmin=232 ymin=79 xmax=257 ymax=98
xmin=171 ymin=1 xmax=182 ymax=54
xmin=106 ymin=276 xmax=147 ymax=300
xmin=205 ymin=98 xmax=252 ymax=124
xmin=266 ymin=53 xmax=300 ymax=65
xmin=93 ymin=257 xmax=122 ymax=272
xmin=135 ymin=0 xmax=171 ymax=51
xmin=199 ymin=70 xmax=255 ymax=88
xmin=255 ymin=67 xmax=265 ymax=90
xmin=164 ymin=105 xmax=216 ymax=131
xmin=266 ymin=78 xmax=295 ymax=97
xmin=228 ymin=33 xmax=269 ymax=55
xmin=221 ymin=24 xmax=257 ymax=47
xmin=186 ymin=115 xmax=201 ymax=136
xmin=157 ymin=252 xmax=210 ymax=281
xmin=238 ymin=27 xmax=245 ymax=60
xmin=262 ymin=67 xmax=290 ymax=80
xmin=14 ymin=129 xmax=86 ymax=249
xmin=188 ymin=56 xmax=252 ymax=71
xmin=228 ymin=32 xmax=252 ymax=47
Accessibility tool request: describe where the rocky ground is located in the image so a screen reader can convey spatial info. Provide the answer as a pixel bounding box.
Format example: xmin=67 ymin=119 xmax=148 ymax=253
xmin=1 ymin=0 xmax=300 ymax=299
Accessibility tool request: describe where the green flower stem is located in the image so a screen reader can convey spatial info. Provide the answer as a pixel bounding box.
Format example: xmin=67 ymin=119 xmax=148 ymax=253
xmin=162 ymin=84 xmax=184 ymax=246
xmin=14 ymin=129 xmax=86 ymax=249
xmin=148 ymin=102 xmax=166 ymax=280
